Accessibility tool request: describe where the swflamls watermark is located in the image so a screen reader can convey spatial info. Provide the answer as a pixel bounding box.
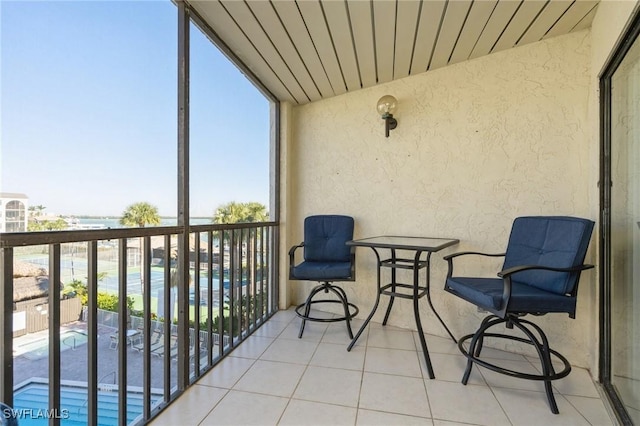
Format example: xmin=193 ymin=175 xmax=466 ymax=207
xmin=1 ymin=402 xmax=70 ymax=424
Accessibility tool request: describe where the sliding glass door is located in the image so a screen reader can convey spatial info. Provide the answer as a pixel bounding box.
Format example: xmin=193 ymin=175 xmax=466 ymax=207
xmin=601 ymin=9 xmax=640 ymax=424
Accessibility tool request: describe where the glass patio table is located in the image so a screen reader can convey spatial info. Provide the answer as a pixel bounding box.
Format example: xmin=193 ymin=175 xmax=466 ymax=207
xmin=346 ymin=235 xmax=459 ymax=379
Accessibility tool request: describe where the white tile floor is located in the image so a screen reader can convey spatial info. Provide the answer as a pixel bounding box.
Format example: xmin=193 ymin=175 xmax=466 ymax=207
xmin=151 ymin=308 xmax=614 ymax=426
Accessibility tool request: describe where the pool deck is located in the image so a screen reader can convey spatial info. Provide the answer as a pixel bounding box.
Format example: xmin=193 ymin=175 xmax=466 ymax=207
xmin=13 ymin=321 xmax=176 ymax=391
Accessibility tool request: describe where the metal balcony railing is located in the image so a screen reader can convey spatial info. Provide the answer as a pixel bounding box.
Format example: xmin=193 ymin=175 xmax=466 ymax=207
xmin=0 ymin=222 xmax=279 ymax=425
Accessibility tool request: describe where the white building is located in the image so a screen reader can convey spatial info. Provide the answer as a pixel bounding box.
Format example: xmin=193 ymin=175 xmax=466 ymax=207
xmin=0 ymin=193 xmax=28 ymax=232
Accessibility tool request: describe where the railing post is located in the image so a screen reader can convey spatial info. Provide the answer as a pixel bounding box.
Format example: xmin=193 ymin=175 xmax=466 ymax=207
xmin=48 ymin=244 xmax=61 ymax=426
xmin=192 ymin=233 xmax=201 ymax=377
xmin=162 ymin=235 xmax=171 ymax=401
xmin=217 ymin=230 xmax=225 ymax=359
xmin=87 ymin=241 xmax=98 ymax=426
xmin=0 ymin=248 xmax=14 ymax=407
xmin=117 ymin=239 xmax=128 ymax=426
xmin=142 ymin=236 xmax=152 ymax=421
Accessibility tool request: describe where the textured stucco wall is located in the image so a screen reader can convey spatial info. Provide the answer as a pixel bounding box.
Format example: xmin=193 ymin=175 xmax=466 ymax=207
xmin=284 ymin=31 xmax=596 ymax=367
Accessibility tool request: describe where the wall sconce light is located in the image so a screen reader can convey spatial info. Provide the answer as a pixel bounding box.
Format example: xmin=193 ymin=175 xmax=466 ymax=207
xmin=376 ymin=95 xmax=398 ymax=138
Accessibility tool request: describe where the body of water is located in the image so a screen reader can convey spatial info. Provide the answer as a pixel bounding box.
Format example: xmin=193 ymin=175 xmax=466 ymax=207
xmin=13 ymin=381 xmax=162 ymax=426
xmin=68 ymin=217 xmax=211 ymax=229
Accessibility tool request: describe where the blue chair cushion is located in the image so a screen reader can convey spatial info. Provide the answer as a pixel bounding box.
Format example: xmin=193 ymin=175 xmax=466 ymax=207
xmin=303 ymin=215 xmax=354 ymax=263
xmin=445 ymin=277 xmax=576 ymax=313
xmin=503 ymin=216 xmax=594 ymax=295
xmin=292 ymin=261 xmax=353 ymax=281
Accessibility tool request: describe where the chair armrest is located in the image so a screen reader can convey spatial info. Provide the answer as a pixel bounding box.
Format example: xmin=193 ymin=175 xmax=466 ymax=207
xmin=498 ymin=263 xmax=595 ymax=278
xmin=492 ymin=263 xmax=595 ymax=318
xmin=288 ymin=242 xmax=304 ymax=279
xmin=444 ymin=251 xmax=506 ymax=278
xmin=443 ymin=251 xmax=506 ymax=261
xmin=288 ymin=242 xmax=304 ymax=257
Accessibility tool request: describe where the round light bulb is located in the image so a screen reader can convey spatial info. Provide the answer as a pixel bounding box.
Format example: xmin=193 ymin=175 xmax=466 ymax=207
xmin=376 ymin=95 xmax=398 ymax=116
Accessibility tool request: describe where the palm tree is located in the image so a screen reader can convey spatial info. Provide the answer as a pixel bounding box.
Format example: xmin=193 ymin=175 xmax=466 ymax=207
xmin=28 ymin=205 xmax=46 ymax=217
xmin=244 ymin=202 xmax=269 ymax=222
xmin=213 ymin=201 xmax=247 ymax=224
xmin=213 ymin=201 xmax=268 ymax=224
xmin=119 ymin=202 xmax=161 ymax=228
xmin=213 ymin=202 xmax=268 ymax=319
xmin=120 ymin=202 xmax=161 ymax=296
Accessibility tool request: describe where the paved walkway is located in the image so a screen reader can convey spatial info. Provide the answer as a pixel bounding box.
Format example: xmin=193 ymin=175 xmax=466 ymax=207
xmin=14 ymin=321 xmax=177 ymax=391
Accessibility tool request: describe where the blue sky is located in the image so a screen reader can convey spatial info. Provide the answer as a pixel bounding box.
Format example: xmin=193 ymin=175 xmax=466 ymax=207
xmin=1 ymin=1 xmax=270 ymax=218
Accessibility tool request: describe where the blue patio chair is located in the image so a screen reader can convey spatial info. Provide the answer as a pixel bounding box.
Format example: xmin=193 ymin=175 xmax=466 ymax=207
xmin=289 ymin=215 xmax=358 ymax=338
xmin=443 ymin=216 xmax=594 ymax=414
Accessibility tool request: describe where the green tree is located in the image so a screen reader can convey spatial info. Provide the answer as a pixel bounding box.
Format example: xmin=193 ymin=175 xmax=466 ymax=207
xmin=26 ymin=205 xmax=67 ymax=231
xmin=213 ymin=201 xmax=268 ymax=224
xmin=28 ymin=217 xmax=68 ymax=231
xmin=119 ymin=202 xmax=161 ymax=228
xmin=120 ymin=202 xmax=161 ymax=297
xmin=213 ymin=202 xmax=268 ymax=296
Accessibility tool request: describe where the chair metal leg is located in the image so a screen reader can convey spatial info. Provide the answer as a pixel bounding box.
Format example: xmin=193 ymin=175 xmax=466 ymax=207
xmin=295 ymin=282 xmax=358 ymax=338
xmin=461 ymin=315 xmax=501 ymax=384
xmin=512 ymin=318 xmax=561 ymax=414
xmin=298 ymin=283 xmax=327 ymax=338
xmin=332 ymin=284 xmax=354 ymax=339
xmin=457 ymin=314 xmax=570 ymax=414
xmin=473 ymin=314 xmax=496 ymax=357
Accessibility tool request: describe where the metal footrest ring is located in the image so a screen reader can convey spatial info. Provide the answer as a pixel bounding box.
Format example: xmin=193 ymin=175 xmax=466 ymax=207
xmin=458 ymin=332 xmax=571 ymax=381
xmin=295 ymin=300 xmax=359 ymax=323
xmin=296 ymin=282 xmax=359 ymax=339
xmin=457 ymin=314 xmax=570 ymax=414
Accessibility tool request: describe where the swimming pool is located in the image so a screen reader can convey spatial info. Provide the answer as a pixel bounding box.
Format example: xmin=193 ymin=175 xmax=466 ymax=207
xmin=16 ymin=330 xmax=88 ymax=360
xmin=12 ymin=382 xmax=162 ymax=425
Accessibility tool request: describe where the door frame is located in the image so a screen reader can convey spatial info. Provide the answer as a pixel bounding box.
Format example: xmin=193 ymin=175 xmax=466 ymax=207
xmin=599 ymin=6 xmax=640 ymax=425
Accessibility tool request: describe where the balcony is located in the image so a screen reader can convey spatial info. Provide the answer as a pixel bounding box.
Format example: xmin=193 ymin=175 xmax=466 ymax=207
xmin=2 ymin=220 xmax=616 ymax=425
xmin=2 ymin=0 xmax=640 ymax=423
xmin=151 ymin=307 xmax=612 ymax=425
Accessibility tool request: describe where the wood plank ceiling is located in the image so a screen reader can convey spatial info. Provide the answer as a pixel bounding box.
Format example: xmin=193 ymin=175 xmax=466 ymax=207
xmin=190 ymin=0 xmax=599 ymax=105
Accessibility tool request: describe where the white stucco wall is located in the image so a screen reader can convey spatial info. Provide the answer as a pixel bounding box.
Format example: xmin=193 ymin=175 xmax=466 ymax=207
xmin=283 ymin=30 xmax=597 ymax=367
xmin=279 ymin=2 xmax=640 ymax=373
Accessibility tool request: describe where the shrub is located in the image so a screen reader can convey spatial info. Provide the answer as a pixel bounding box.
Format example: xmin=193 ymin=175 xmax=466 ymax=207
xmin=97 ymin=292 xmax=134 ymax=312
xmin=63 ymin=279 xmax=87 ymax=305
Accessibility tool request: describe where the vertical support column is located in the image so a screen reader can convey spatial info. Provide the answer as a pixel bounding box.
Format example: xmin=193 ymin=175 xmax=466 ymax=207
xmin=177 ymin=0 xmax=190 ymax=391
xmin=217 ymin=230 xmax=225 ymax=358
xmin=142 ymin=236 xmax=152 ymax=420
xmin=49 ymin=244 xmax=61 ymax=426
xmin=87 ymin=241 xmax=98 ymax=426
xmin=117 ymin=239 xmax=128 ymax=426
xmin=270 ymin=103 xmax=281 ymax=310
xmin=259 ymin=227 xmax=265 ymax=319
xmin=0 ymin=248 xmax=14 ymax=407
xmin=206 ymin=231 xmax=214 ymax=365
xmin=268 ymin=228 xmax=275 ymax=313
xmin=252 ymin=227 xmax=258 ymax=328
xmin=193 ymin=234 xmax=201 ymax=377
xmin=229 ymin=230 xmax=236 ymax=346
xmin=162 ymin=235 xmax=172 ymax=400
xmin=241 ymin=229 xmax=247 ymax=336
